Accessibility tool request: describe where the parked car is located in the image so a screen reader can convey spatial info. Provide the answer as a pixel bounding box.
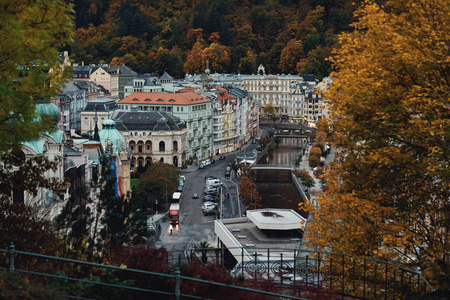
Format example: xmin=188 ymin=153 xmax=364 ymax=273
xmin=203 ymin=195 xmax=216 ymax=202
xmin=202 ymin=208 xmax=216 ymax=216
xmin=210 ymin=158 xmax=215 ymax=164
xmin=201 ymin=202 xmax=216 ymax=210
xmin=205 ymin=190 xmax=218 ymax=196
xmin=219 ymin=156 xmax=226 ymax=160
xmin=192 ymin=193 xmax=199 ymax=199
xmin=204 ymin=187 xmax=218 ymax=194
xmin=177 ymin=185 xmax=183 ymax=192
xmin=205 ymin=175 xmax=218 ymax=180
xmin=199 ymin=163 xmax=205 ymax=169
xmin=204 ymin=160 xmax=211 ymax=166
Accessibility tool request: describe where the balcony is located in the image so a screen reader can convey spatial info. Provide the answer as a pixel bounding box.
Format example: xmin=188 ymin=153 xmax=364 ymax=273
xmin=198 ymin=117 xmax=203 ymax=121
xmin=193 ymin=128 xmax=198 ymax=131
xmin=193 ymin=146 xmax=200 ymax=151
xmin=202 ymin=144 xmax=209 ymax=149
xmin=207 ymin=115 xmax=212 ymax=119
xmin=198 ymin=135 xmax=203 ymax=139
xmin=187 ymin=119 xmax=193 ymax=123
xmin=188 ymin=137 xmax=194 ymax=142
xmin=203 ymin=125 xmax=208 ymax=130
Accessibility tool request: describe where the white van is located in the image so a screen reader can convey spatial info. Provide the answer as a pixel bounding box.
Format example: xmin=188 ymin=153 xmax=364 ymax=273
xmin=205 ymin=179 xmax=221 ymax=188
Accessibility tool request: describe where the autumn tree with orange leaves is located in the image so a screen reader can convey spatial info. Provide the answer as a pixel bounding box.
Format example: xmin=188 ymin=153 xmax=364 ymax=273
xmin=304 ymin=0 xmax=450 ymax=290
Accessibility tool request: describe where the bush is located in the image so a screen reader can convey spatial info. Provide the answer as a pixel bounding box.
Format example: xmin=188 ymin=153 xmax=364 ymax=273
xmin=308 ymin=155 xmax=320 ymax=168
xmin=309 ymin=146 xmax=322 ymax=158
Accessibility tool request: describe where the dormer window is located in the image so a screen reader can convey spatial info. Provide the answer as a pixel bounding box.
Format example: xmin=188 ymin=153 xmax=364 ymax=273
xmin=133 ymin=98 xmax=139 ymax=101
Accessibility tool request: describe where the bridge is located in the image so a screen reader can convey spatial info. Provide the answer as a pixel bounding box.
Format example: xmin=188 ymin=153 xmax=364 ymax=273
xmin=260 ymin=121 xmax=315 ymax=139
xmin=260 ymin=120 xmax=315 ymax=132
xmin=252 ymin=164 xmax=296 ymax=171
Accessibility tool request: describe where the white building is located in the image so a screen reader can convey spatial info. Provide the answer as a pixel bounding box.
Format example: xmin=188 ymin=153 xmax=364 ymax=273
xmin=112 ymin=110 xmax=187 ymax=168
xmin=241 ymin=69 xmax=323 ymax=127
xmin=215 ymin=209 xmax=307 ymax=278
xmin=117 ymin=92 xmax=212 ymax=160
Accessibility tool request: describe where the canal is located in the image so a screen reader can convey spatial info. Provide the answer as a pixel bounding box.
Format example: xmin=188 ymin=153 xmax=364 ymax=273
xmin=256 ymin=137 xmax=307 ymax=216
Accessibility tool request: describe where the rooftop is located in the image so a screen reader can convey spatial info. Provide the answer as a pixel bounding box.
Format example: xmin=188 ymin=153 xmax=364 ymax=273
xmin=118 ymin=92 xmax=211 ymax=105
xmin=214 ymin=209 xmax=307 ymax=263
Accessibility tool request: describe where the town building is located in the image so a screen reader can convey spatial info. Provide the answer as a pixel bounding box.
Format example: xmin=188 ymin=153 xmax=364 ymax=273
xmin=14 ymin=100 xmax=69 ymax=220
xmin=117 ymin=92 xmax=212 ymax=161
xmin=111 ymin=110 xmax=187 ymax=168
xmin=241 ymin=68 xmax=323 ymax=127
xmin=123 ymin=72 xmax=174 ymax=98
xmin=54 ymin=81 xmax=101 ymax=134
xmin=90 ymin=65 xmax=138 ymax=99
xmin=80 ymin=98 xmax=120 ymax=135
xmin=97 ymin=118 xmax=131 ymax=197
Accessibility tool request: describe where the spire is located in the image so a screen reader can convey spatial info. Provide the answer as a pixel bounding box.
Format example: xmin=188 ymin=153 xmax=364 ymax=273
xmin=93 ymin=105 xmax=100 ymax=141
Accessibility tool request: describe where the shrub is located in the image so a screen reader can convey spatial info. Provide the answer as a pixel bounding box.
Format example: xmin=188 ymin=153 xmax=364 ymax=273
xmin=308 ymin=155 xmax=320 ymax=168
xmin=309 ymin=146 xmax=322 ymax=158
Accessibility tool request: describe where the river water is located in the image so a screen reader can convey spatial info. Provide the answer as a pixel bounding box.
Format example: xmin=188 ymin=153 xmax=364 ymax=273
xmin=256 ymin=138 xmax=307 ymax=216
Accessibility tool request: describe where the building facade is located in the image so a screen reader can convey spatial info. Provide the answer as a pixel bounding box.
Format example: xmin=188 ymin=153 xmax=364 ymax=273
xmin=241 ymin=71 xmax=323 ymax=126
xmin=112 ymin=110 xmax=187 ymax=168
xmin=80 ymin=98 xmax=120 ymax=135
xmin=117 ymin=92 xmax=213 ymax=160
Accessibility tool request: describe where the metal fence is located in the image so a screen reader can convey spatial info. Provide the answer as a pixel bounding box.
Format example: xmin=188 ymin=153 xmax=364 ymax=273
xmin=1 ymin=243 xmax=433 ymax=300
xmin=0 ymin=242 xmax=308 ymax=300
xmin=183 ymin=246 xmax=434 ymax=300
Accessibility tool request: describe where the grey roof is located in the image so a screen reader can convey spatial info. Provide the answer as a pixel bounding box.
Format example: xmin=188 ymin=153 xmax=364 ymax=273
xmin=112 ymin=111 xmax=185 ymax=131
xmin=71 ymin=65 xmax=91 ymax=72
xmin=160 ymin=72 xmax=173 ymax=80
xmin=301 ymin=74 xmax=317 ymax=83
xmin=84 ymin=98 xmax=119 ymax=112
xmin=229 ymin=88 xmax=247 ymax=99
xmin=64 ymin=145 xmax=84 ymax=156
xmin=106 ymin=65 xmax=138 ymax=76
xmin=125 ymin=75 xmax=160 ymax=87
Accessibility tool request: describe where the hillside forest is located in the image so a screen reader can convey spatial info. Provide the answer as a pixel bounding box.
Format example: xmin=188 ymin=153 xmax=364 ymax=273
xmin=70 ymin=0 xmax=374 ymax=79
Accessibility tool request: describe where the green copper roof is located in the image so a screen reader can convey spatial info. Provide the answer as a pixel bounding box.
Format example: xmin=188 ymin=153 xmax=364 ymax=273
xmin=35 ymin=101 xmax=61 ymax=124
xmin=22 ymin=139 xmax=46 ymax=154
xmin=99 ymin=119 xmax=126 ymax=154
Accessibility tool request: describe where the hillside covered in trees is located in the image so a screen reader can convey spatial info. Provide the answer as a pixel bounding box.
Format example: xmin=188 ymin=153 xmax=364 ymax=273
xmin=70 ymin=0 xmax=371 ymax=79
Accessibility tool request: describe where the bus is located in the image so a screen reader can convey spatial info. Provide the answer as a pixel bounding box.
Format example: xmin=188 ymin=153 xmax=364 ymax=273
xmin=172 ymin=192 xmax=182 ymax=205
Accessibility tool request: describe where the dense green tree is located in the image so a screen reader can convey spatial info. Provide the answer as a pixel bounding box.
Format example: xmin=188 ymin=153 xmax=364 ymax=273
xmin=137 ymin=162 xmax=179 ymax=209
xmin=0 ymin=0 xmax=73 ymax=153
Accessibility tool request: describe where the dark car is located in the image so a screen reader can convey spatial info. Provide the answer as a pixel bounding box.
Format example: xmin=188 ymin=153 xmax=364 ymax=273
xmin=203 ymin=195 xmax=216 ymax=202
xmin=210 ymin=158 xmax=215 ymax=164
xmin=205 ymin=190 xmax=218 ymax=196
xmin=192 ymin=193 xmax=199 ymax=199
xmin=219 ymin=156 xmax=226 ymax=160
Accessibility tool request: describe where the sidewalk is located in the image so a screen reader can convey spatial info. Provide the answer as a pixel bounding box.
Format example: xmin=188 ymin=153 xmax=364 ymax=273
xmin=298 ymin=144 xmax=335 ymax=192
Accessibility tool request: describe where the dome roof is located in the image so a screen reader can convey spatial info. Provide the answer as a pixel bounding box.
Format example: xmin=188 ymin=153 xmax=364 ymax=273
xmin=35 ymin=98 xmax=61 ymax=124
xmin=99 ymin=118 xmax=126 ymax=154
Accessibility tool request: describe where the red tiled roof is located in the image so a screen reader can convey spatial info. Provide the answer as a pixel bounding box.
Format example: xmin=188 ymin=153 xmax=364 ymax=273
xmin=118 ymin=92 xmax=211 ymax=105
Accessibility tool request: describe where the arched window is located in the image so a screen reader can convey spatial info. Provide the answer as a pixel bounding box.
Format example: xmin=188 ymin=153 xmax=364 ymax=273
xmin=159 ymin=141 xmax=165 ymax=152
xmin=173 ymin=141 xmax=178 ymax=151
xmin=160 ymin=157 xmax=164 ymax=163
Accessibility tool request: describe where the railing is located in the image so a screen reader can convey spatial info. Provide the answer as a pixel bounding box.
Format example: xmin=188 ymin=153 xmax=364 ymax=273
xmin=0 ymin=243 xmax=308 ymax=300
xmin=183 ymin=246 xmax=433 ymax=300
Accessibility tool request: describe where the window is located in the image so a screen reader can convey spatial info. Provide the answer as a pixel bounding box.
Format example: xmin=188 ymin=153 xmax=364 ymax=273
xmin=159 ymin=141 xmax=165 ymax=152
